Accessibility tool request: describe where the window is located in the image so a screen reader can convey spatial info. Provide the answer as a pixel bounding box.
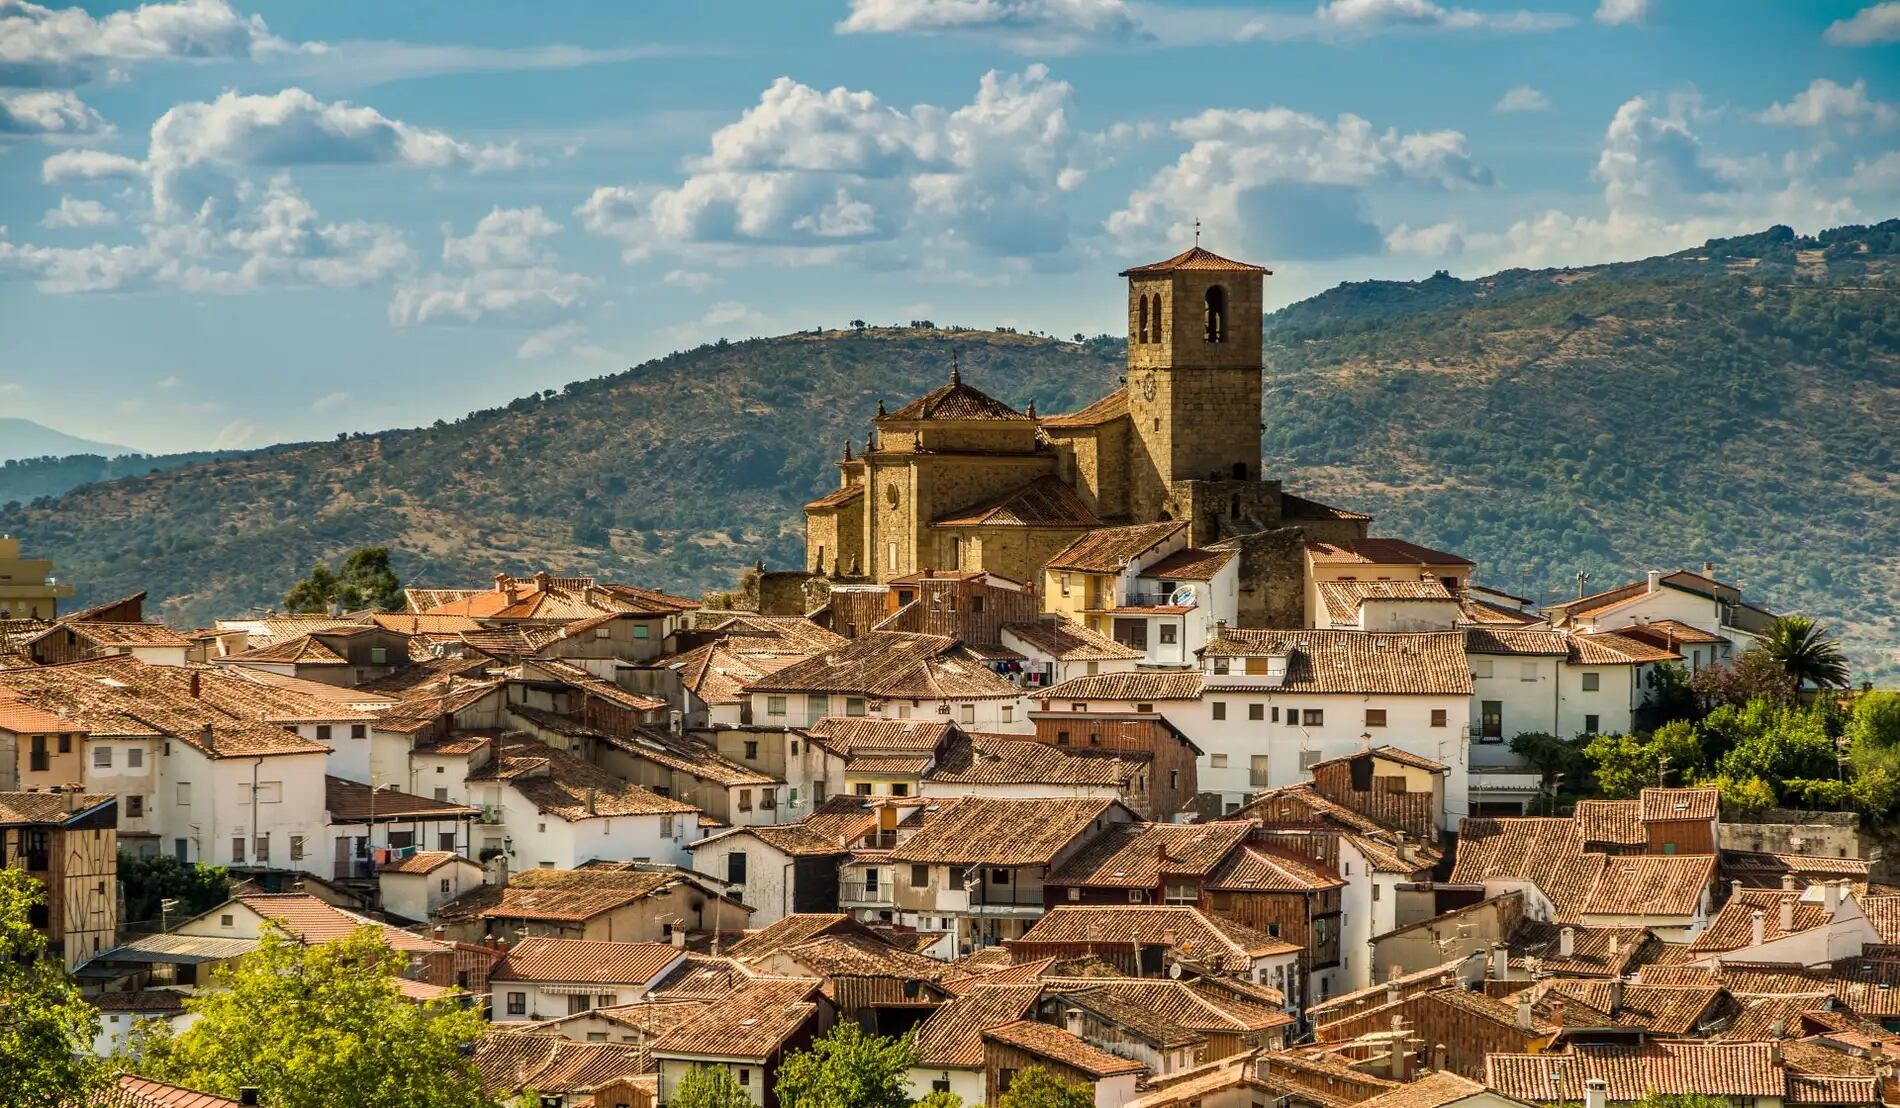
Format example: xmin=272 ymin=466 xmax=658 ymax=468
xmin=1366 ymin=709 xmax=1387 ymax=727
xmin=633 ymin=625 xmax=651 ymax=639
xmin=737 ymin=790 xmax=753 ymax=812
xmin=972 ymin=595 xmax=984 ymax=614
xmin=58 ymin=734 xmax=71 ymax=753
xmin=1138 ymin=291 xmax=1150 ymax=342
xmin=127 ymin=795 xmax=144 ymax=817
xmin=744 ymin=740 xmax=759 ymax=760
xmin=846 ymin=697 xmax=866 ymax=717
xmin=1159 ymin=624 xmax=1177 ymax=645
xmin=1248 ymin=704 xmax=1264 ymax=722
xmin=1001 ymin=704 xmax=1013 ymax=724
xmin=351 ymin=724 xmax=367 ymax=739
xmin=291 ymin=836 xmax=305 ymax=860
xmin=231 ymin=838 xmax=245 ymax=863
xmin=1520 ymin=662 xmax=1538 ymax=682
xmin=370 ymin=647 xmax=388 ymax=664
xmin=854 ymin=782 xmax=873 ymax=796
xmin=176 ymin=782 xmax=191 ymax=805
xmin=912 ymin=864 xmax=930 ymax=887
xmin=1210 ymin=753 xmax=1228 ymax=768
xmin=1430 ymin=709 xmax=1447 ymax=727
xmin=254 ymin=836 xmax=270 ymax=863
xmin=761 ymin=788 xmax=776 ymax=809
xmin=1060 ymin=573 xmax=1071 ymax=597
xmin=1473 ymin=658 xmax=1494 ymax=678
xmin=253 ymin=781 xmax=282 ymax=804
xmin=1056 ymin=730 xmax=1071 ymax=745
xmin=220 ymin=913 xmax=234 ymax=927
xmin=1203 ymin=285 xmax=1228 ymax=342
xmin=434 ymin=787 xmax=449 ymax=801
xmin=93 ymin=746 xmax=111 ymax=768
xmin=947 ymin=867 xmax=964 ymax=890
xmin=1480 ymin=700 xmax=1503 ymax=740
xmin=1211 ymin=702 xmax=1226 ymax=721
xmin=1137 ymin=702 xmax=1154 ymax=713
xmin=1212 ymin=657 xmax=1230 ymax=675
xmin=738 ymin=1070 xmax=750 ymax=1088
xmin=1581 ymin=672 xmax=1601 ymax=692
xmin=991 ymin=868 xmax=1010 ymax=885
xmin=727 ymin=852 xmax=748 ymax=884
xmin=1585 ymin=714 xmax=1601 ymax=734
xmin=1302 ymin=709 xmax=1324 ymax=726
xmin=28 ymin=736 xmax=47 ymax=773
xmin=1244 ymin=658 xmax=1269 ymax=676
xmin=506 ymin=992 xmax=527 ymax=1016
xmin=766 ymin=696 xmax=787 ymax=717
xmin=127 ymin=747 xmax=143 ymax=769
xmin=1250 ymin=755 xmax=1271 ymax=786
xmin=959 ymin=704 xmax=975 ymax=725
xmin=807 ymin=694 xmax=829 ymax=720
xmin=891 ymin=783 xmax=910 ymax=797
xmin=316 ymin=725 xmax=333 ymax=742
xmin=888 ymin=542 xmax=899 ymax=571
xmin=1071 ymin=702 xmax=1087 ymax=713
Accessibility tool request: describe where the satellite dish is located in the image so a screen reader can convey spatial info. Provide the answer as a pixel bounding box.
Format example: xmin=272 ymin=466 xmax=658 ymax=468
xmin=1169 ymin=585 xmax=1197 ymax=607
xmin=1168 ymin=962 xmax=1183 ymax=979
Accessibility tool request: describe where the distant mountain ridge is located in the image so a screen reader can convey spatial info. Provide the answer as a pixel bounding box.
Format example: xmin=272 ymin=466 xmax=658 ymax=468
xmin=2 ymin=219 xmax=1895 ymax=679
xmin=0 ymin=418 xmax=139 ymax=464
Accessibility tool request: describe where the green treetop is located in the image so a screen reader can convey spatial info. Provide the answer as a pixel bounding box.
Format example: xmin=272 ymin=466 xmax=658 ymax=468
xmin=283 ymin=546 xmax=405 ymax=613
xmin=0 ymin=867 xmax=106 ymax=1108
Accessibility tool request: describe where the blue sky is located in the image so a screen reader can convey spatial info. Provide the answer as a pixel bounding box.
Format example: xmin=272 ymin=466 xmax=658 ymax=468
xmin=1 ymin=0 xmax=1897 ymax=453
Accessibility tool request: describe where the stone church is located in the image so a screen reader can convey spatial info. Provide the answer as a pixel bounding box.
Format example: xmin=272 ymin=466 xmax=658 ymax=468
xmin=802 ymin=244 xmax=1371 ymax=628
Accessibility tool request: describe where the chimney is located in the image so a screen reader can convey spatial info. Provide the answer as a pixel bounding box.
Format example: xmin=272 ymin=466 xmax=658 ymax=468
xmin=189 ymin=671 xmax=201 ymax=699
xmin=1584 ymin=1078 xmax=1608 ymax=1108
xmin=1646 ymin=570 xmax=1662 ymax=594
xmin=1750 ymin=909 xmax=1766 ymax=947
xmin=1780 ymin=895 xmax=1795 ymax=933
xmin=1782 ymin=873 xmax=1797 ymax=891
xmin=1559 ymin=926 xmax=1575 ymax=958
xmin=671 ymin=919 xmax=687 ymax=949
xmin=1432 ymin=1043 xmax=1448 ymax=1072
xmin=1609 ymin=977 xmax=1624 ymax=1014
xmin=1064 ymin=1007 xmax=1084 ymax=1037
xmin=1825 ymin=880 xmax=1841 ymax=912
xmin=433 ymin=925 xmax=446 ymax=941
xmin=1388 ymin=964 xmax=1404 ymax=983
xmin=1490 ymin=942 xmax=1509 ymax=981
xmin=1388 ymin=1019 xmax=1406 ymax=1079
xmin=1514 ymin=990 xmax=1534 ymax=1033
xmin=238 ymin=1090 xmax=260 ymax=1107
xmin=1387 ymin=978 xmax=1402 ymax=1006
xmin=1548 ymin=1000 xmax=1566 ymax=1029
xmin=1703 ymin=561 xmax=1716 ymax=575
xmin=1730 ymin=879 xmax=1743 ymax=902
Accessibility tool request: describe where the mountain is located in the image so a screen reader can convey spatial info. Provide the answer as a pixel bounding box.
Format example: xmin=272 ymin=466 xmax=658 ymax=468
xmin=3 ymin=220 xmax=1896 ymax=679
xmin=0 ymin=418 xmax=139 ymax=463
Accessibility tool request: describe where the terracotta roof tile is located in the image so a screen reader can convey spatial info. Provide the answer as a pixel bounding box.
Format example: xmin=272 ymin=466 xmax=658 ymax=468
xmin=1462 ymin=628 xmax=1571 ymax=656
xmin=1306 ymin=538 xmax=1471 ymax=567
xmin=491 ymin=938 xmax=683 ymax=986
xmin=890 ymin=796 xmax=1122 ymax=866
xmin=1049 ymin=821 xmax=1254 ymax=888
xmin=436 ymin=867 xmax=708 ymax=925
xmin=326 ymin=776 xmax=480 ymax=822
xmin=807 ymin=716 xmax=953 ymax=755
xmin=926 ymin=733 xmax=1147 ymax=788
xmin=1485 ymin=1042 xmax=1785 ymax=1101
xmin=1316 ymin=579 xmax=1454 ymax=625
xmin=472 ymin=736 xmax=697 ymax=821
xmin=1142 ymin=547 xmax=1236 ymax=581
xmin=1002 ymin=619 xmax=1143 ymax=662
xmin=1573 ymin=799 xmax=1644 ymax=848
xmin=1569 ymin=631 xmax=1681 ymax=665
xmin=1040 ymin=387 xmax=1129 ymax=430
xmin=1206 ymin=845 xmax=1345 ymax=892
xmin=96 ymin=1075 xmax=242 ymax=1108
xmin=1200 ymin=629 xmax=1473 ymax=696
xmin=933 ymin=475 xmax=1101 ymax=528
xmin=472 ymin=1030 xmax=649 ymax=1095
xmin=0 ymin=791 xmax=113 ymax=824
xmin=651 ymin=977 xmax=821 ymax=1061
xmin=1039 ymin=671 xmax=1204 ymax=701
xmin=1016 ymin=906 xmax=1297 ymax=971
xmin=1046 ymin=521 xmax=1186 ymax=573
xmin=914 ymin=983 xmax=1041 ymax=1067
xmin=984 ymin=1019 xmax=1148 ymax=1076
xmin=880 ymin=375 xmax=1028 ymax=423
xmin=747 ymin=632 xmax=1018 ymax=699
xmin=1688 ymin=890 xmax=1833 ymax=953
xmin=1354 ymin=1070 xmax=1491 ymax=1108
xmin=1119 ymin=245 xmax=1270 ymax=275
xmin=1642 ymin=786 xmax=1720 ymax=822
xmin=804 ymin=483 xmax=866 ymax=511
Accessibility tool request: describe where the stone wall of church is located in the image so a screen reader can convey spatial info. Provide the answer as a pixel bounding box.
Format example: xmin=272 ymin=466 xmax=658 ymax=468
xmin=867 ymin=453 xmax=1056 ymax=583
xmin=1215 ymin=526 xmax=1310 ymax=629
xmin=1045 ymin=418 xmax=1132 ymax=523
xmin=931 ymin=524 xmax=1091 ymax=590
xmin=804 ymin=499 xmax=864 ymax=577
xmin=1168 ymin=478 xmax=1284 ymax=547
xmin=916 ymin=423 xmax=1040 ymax=453
xmin=1126 ymin=273 xmax=1265 ymax=373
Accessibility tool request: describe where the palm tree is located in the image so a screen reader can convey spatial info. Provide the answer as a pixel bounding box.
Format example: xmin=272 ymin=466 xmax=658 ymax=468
xmin=1758 ymin=615 xmax=1850 ymax=698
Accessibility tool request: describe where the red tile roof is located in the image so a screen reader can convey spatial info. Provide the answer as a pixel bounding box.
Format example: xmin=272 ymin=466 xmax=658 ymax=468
xmin=933 ymin=475 xmax=1100 ymax=528
xmin=879 ymin=375 xmax=1028 ymax=422
xmin=1040 ymin=387 xmax=1129 ymax=430
xmin=983 ymin=1019 xmax=1148 ymax=1076
xmin=1306 ymin=538 xmax=1471 ymax=567
xmin=1141 ymin=547 xmax=1235 ymax=581
xmin=1201 ymin=629 xmax=1473 ymax=696
xmin=1120 ymin=245 xmax=1270 ymax=275
xmin=889 ymin=796 xmax=1124 ymax=866
xmin=491 ymin=937 xmax=683 ymax=985
xmin=1047 ymin=521 xmax=1185 ymax=573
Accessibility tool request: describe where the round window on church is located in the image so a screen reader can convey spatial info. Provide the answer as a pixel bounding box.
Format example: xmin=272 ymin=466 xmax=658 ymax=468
xmin=886 ymin=483 xmax=901 ymax=509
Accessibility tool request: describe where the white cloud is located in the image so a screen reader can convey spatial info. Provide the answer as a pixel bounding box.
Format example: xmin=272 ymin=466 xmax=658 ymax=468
xmin=579 ymin=66 xmax=1089 ymax=261
xmin=1758 ymin=77 xmax=1897 ymax=131
xmin=837 ymin=0 xmax=1569 ymax=49
xmin=1825 ymin=3 xmax=1900 ymax=45
xmin=1385 ymin=220 xmax=1464 ymax=255
xmin=0 ymin=0 xmax=316 ymax=86
xmin=41 ymin=148 xmax=142 ymax=181
xmin=1468 ymin=94 xmax=1860 ymax=271
xmin=515 ymin=320 xmax=586 ymax=360
xmin=1594 ymin=0 xmax=1650 ymax=25
xmin=0 ymin=89 xmax=107 ymax=138
xmin=389 ymin=205 xmax=590 ymax=327
xmin=667 ymin=299 xmax=764 ymax=344
xmin=1495 ymin=85 xmax=1550 ymax=113
xmin=309 ymin=390 xmax=349 ymax=412
xmin=154 ymin=375 xmax=180 ymax=389
xmin=1107 ymin=105 xmax=1490 ymax=260
xmin=209 ymin=419 xmax=256 ymax=449
xmin=41 ymin=194 xmax=114 ymax=228
xmin=662 ymin=268 xmax=718 ymax=291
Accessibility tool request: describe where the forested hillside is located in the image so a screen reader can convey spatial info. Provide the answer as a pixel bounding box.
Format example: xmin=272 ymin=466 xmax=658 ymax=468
xmin=3 ymin=221 xmax=1894 ymax=677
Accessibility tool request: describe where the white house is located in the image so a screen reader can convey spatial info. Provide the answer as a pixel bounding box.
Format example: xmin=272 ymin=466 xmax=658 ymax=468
xmin=378 ymin=850 xmax=486 ymax=923
xmin=997 ymin=618 xmax=1143 ymax=689
xmin=490 ymin=936 xmax=686 ymax=1023
xmin=744 ymin=631 xmax=1025 ymax=733
xmin=466 ymin=735 xmax=707 ymax=870
xmin=1544 ymin=567 xmax=1777 ymax=662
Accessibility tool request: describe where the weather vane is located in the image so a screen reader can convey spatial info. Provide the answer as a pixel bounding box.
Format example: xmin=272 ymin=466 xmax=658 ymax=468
xmin=1194 ymin=218 xmax=1201 ymax=246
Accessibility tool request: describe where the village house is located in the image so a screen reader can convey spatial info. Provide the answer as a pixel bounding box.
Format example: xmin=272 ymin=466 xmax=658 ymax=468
xmin=984 ymin=1018 xmax=1149 ymax=1107
xmin=0 ymin=534 xmax=74 ymax=618
xmin=744 ymin=631 xmax=1026 ymax=732
xmin=1302 ymin=538 xmax=1475 ymax=631
xmin=686 ymin=796 xmax=881 ymax=925
xmin=0 ymin=790 xmax=116 ymax=968
xmin=997 ymin=617 xmax=1144 ymax=689
xmin=650 ymin=976 xmax=831 ymax=1108
xmin=1543 ymin=567 xmax=1779 ymax=662
xmin=463 ymin=735 xmax=705 ymax=870
xmin=887 ymin=795 xmax=1137 ymax=956
xmin=489 ymin=937 xmax=686 ymax=1023
xmin=171 ymin=891 xmax=480 ymax=992
xmin=431 ymin=865 xmax=749 ymax=945
xmin=324 ymin=775 xmax=480 ymax=881
xmin=377 ymin=849 xmax=486 ymax=922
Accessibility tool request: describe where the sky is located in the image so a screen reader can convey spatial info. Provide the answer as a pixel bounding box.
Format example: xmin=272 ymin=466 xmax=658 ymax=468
xmin=1 ymin=0 xmax=1897 ymax=454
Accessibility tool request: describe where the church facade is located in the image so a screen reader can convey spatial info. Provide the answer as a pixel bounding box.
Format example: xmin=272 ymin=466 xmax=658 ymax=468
xmin=802 ymin=245 xmax=1371 ymax=628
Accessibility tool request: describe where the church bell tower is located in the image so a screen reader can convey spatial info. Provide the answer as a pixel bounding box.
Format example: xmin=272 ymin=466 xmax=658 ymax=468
xmin=1119 ymin=244 xmax=1269 ymax=524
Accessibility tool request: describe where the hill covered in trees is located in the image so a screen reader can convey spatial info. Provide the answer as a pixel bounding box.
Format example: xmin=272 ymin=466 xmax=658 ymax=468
xmin=4 ymin=220 xmax=1895 ymax=677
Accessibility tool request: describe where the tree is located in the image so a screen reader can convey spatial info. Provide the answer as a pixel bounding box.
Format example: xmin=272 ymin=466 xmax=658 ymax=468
xmin=670 ymin=1065 xmax=753 ymax=1108
xmin=1691 ymin=650 xmax=1794 ymax=711
xmin=1633 ymin=1094 xmax=1733 ymax=1108
xmin=1509 ymin=731 xmax=1588 ymax=809
xmin=283 ymin=546 xmax=405 ymax=612
xmin=997 ymin=1067 xmax=1094 ymax=1108
xmin=912 ymin=1093 xmax=964 ymax=1108
xmin=0 ymin=867 xmax=106 ymax=1107
xmin=1710 ymin=701 xmax=1838 ymax=790
xmin=1644 ymin=662 xmax=1697 ymax=723
xmin=1757 ymin=616 xmax=1851 ymax=697
xmin=1846 ymin=690 xmax=1900 ymax=752
xmin=118 ymin=852 xmax=229 ymax=931
xmin=776 ymin=1023 xmax=916 ymax=1108
xmin=134 ymin=923 xmax=492 ymax=1108
xmin=1582 ymin=733 xmax=1652 ymax=798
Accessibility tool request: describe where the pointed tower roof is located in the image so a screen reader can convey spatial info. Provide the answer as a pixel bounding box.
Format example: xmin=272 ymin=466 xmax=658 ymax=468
xmin=877 ymin=365 xmax=1029 ymax=423
xmin=1119 ymin=245 xmax=1271 ymax=276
